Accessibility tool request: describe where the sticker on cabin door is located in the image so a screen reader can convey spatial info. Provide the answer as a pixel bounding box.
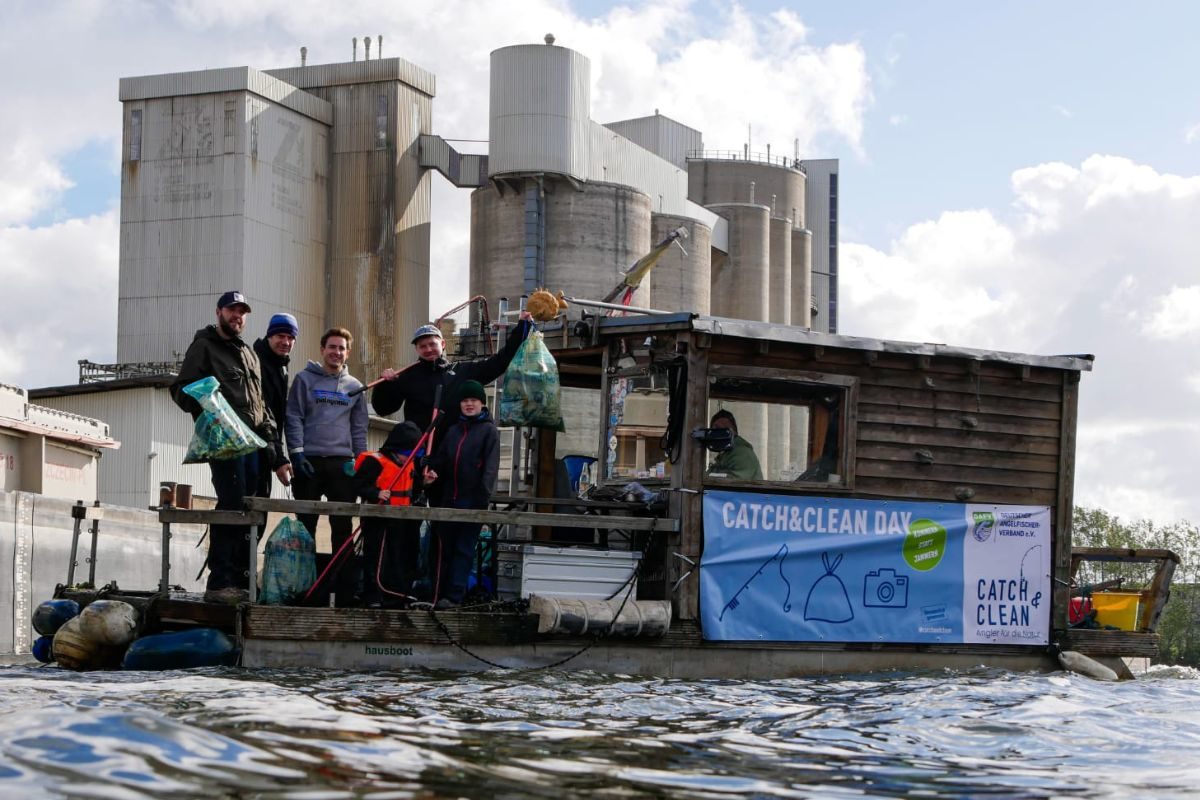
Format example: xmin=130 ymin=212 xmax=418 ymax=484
xmin=699 ymin=492 xmax=1051 ymax=645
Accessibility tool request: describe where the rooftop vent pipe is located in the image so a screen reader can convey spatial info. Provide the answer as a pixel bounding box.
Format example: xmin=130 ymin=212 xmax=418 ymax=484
xmin=352 ymin=38 xmax=357 ymax=62
xmin=545 ymin=33 xmax=555 ymax=45
xmin=364 ymin=35 xmax=371 ymax=60
xmin=300 ymin=46 xmax=307 ymax=67
xmin=377 ymin=35 xmax=382 ymax=58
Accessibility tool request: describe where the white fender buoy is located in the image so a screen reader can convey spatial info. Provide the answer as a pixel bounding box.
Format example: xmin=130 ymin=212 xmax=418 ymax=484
xmin=78 ymin=600 xmax=139 ymax=647
xmin=1058 ymin=650 xmax=1119 ymax=682
xmin=53 ymin=617 xmax=100 ymax=671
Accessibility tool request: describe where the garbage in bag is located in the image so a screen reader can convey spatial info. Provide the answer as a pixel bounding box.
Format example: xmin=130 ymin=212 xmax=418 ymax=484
xmin=260 ymin=517 xmax=316 ymax=605
xmin=497 ymin=330 xmax=565 ymax=431
xmin=181 ymin=376 xmax=267 ymax=463
xmin=803 ymin=552 xmax=853 ymax=623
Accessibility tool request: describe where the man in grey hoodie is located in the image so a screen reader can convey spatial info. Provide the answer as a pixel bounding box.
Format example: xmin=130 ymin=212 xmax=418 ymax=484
xmin=286 ymin=326 xmax=369 ymax=605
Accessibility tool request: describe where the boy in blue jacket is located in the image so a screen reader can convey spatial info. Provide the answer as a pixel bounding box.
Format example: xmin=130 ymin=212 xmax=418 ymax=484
xmin=422 ymin=380 xmax=499 ymax=609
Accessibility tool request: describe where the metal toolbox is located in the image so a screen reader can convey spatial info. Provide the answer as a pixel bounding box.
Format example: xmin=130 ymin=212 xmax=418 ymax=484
xmin=496 ymin=544 xmax=640 ymax=601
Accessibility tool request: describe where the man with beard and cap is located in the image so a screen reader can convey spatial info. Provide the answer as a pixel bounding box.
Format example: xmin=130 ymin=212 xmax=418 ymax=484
xmin=171 ymin=291 xmax=283 ymax=605
xmin=371 ymin=310 xmax=534 ymax=447
xmin=353 ymin=421 xmax=426 ymax=608
xmin=252 ymin=313 xmax=299 ymax=497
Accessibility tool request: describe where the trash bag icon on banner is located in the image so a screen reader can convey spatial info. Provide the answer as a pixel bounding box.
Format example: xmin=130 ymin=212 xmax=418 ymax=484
xmin=804 ymin=552 xmax=854 ymax=623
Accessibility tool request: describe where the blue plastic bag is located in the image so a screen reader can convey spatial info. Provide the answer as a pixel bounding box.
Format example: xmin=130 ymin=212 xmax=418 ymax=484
xmin=181 ymin=376 xmax=267 ymax=463
xmin=260 ymin=517 xmax=316 ymax=605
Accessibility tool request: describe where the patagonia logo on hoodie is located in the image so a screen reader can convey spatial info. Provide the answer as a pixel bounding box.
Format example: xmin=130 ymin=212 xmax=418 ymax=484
xmin=313 ymin=389 xmax=351 ymax=407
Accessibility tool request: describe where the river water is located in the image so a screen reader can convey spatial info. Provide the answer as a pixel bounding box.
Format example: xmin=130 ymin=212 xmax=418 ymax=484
xmin=1 ymin=662 xmax=1198 ymax=798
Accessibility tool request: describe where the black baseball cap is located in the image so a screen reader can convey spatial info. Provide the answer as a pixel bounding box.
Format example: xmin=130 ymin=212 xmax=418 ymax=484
xmin=217 ymin=291 xmax=252 ymax=312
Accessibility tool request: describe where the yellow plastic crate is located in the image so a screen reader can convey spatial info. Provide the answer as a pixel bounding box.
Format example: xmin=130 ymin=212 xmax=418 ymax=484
xmin=1093 ymin=591 xmax=1141 ymax=631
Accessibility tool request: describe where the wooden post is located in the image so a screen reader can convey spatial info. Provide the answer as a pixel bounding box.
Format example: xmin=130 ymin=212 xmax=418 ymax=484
xmin=534 ymin=429 xmax=558 ymax=541
xmin=1053 ymin=370 xmax=1080 ymax=635
xmin=670 ymin=332 xmax=710 ymax=621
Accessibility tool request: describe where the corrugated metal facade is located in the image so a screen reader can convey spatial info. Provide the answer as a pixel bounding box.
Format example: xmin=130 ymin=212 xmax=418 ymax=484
xmin=603 ymin=114 xmax=703 ymax=171
xmin=800 ymin=158 xmax=838 ymax=334
xmin=489 ymin=45 xmax=591 ymax=180
xmin=34 ymin=385 xmax=215 ymax=508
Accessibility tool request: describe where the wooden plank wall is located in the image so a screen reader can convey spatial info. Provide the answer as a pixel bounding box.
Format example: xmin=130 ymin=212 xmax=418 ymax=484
xmin=708 ymin=341 xmax=1064 ymax=507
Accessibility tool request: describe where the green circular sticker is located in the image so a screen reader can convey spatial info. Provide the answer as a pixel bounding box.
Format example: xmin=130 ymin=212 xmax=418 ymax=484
xmin=904 ymin=519 xmax=946 ymax=571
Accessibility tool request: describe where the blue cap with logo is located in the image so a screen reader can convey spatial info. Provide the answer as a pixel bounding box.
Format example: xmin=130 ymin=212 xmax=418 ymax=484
xmin=217 ymin=291 xmax=251 ymax=312
xmin=411 ymin=323 xmax=442 ymax=344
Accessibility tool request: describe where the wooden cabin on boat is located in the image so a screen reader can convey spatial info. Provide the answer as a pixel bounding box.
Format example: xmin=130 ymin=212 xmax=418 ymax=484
xmin=61 ymin=312 xmax=1178 ymax=678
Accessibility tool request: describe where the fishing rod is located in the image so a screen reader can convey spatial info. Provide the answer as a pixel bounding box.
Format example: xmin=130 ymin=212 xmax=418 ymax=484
xmin=348 ymin=296 xmax=493 ymax=397
xmin=304 ymin=388 xmax=444 ymax=604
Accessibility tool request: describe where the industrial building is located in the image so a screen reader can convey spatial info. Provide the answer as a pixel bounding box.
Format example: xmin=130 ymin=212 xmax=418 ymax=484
xmin=34 ymin=34 xmax=839 ymax=506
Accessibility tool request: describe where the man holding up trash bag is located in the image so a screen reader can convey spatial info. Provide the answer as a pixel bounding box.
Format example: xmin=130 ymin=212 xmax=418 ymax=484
xmin=371 ymin=311 xmax=534 ymax=444
xmin=171 ymin=291 xmax=283 ymax=605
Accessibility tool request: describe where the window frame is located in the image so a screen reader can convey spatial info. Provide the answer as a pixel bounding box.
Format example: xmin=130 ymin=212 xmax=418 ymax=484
xmin=702 ymin=363 xmax=858 ymax=493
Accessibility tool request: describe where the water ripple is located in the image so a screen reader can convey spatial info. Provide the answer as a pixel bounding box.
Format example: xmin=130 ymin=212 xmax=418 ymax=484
xmin=2 ymin=663 xmax=1199 ymax=798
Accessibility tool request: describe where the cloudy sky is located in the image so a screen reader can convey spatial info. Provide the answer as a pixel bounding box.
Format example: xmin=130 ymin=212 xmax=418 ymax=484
xmin=2 ymin=0 xmax=1198 ymax=524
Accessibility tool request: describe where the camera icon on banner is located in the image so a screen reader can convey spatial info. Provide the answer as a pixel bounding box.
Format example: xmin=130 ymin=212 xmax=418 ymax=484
xmin=863 ymin=568 xmax=909 ymax=608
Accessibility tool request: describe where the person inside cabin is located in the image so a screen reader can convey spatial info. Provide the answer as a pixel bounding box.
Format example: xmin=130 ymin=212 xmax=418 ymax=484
xmin=421 ymin=380 xmax=500 ymax=610
xmin=705 ymin=409 xmax=763 ymax=481
xmin=353 ymin=421 xmax=426 ymax=609
xmin=170 ymin=290 xmax=284 ymax=605
xmin=252 ymin=313 xmax=299 ymax=497
xmin=286 ymin=326 xmax=369 ymax=606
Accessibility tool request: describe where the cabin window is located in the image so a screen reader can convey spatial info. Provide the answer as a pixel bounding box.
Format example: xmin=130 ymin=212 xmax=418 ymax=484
xmin=704 ymin=365 xmax=856 ymax=489
xmin=604 ymin=371 xmax=672 ymax=481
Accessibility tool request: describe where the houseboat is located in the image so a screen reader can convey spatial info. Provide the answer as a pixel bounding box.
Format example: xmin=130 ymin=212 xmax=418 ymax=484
xmin=58 ymin=312 xmax=1177 ymax=678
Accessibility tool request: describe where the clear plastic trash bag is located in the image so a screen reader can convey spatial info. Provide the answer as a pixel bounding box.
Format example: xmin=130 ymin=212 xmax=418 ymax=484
xmin=497 ymin=330 xmax=565 ymax=431
xmin=181 ymin=376 xmax=267 ymax=463
xmin=260 ymin=517 xmax=316 ymax=605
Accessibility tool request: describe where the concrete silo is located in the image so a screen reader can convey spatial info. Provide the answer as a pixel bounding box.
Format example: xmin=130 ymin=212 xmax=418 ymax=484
xmin=647 ymin=214 xmax=711 ymax=314
xmin=470 ymin=179 xmax=652 ymax=310
xmin=766 ymin=216 xmax=792 ymax=478
xmin=789 ymin=226 xmax=813 ymax=474
xmin=688 ymin=159 xmax=806 ymax=231
xmin=471 ymin=42 xmax=655 ymax=309
xmin=706 ymin=202 xmax=769 ymax=471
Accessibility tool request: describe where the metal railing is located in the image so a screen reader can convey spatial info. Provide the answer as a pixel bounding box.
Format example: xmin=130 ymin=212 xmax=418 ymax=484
xmin=686 ymin=150 xmax=806 ymax=172
xmin=78 ymin=359 xmax=182 ymax=383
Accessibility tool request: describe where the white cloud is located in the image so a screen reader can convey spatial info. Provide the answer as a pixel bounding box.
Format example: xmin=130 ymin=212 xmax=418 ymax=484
xmin=2 ymin=0 xmax=873 ymax=368
xmin=1186 ymin=122 xmax=1200 ymax=144
xmin=1053 ymin=104 xmax=1072 ymax=119
xmin=842 ymin=155 xmax=1200 ymax=524
xmin=888 ymin=114 xmax=907 ymax=126
xmin=1143 ymin=285 xmax=1200 ymax=339
xmin=0 ymin=212 xmax=119 ymax=388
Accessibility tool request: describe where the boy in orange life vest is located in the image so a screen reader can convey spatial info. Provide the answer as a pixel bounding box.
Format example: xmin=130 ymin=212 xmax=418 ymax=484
xmin=422 ymin=380 xmax=499 ymax=610
xmin=353 ymin=421 xmax=425 ymax=609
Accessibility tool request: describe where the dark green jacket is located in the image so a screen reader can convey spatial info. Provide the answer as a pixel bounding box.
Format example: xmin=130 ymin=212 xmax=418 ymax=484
xmin=171 ymin=326 xmax=278 ymax=446
xmin=707 ymin=435 xmax=763 ymax=480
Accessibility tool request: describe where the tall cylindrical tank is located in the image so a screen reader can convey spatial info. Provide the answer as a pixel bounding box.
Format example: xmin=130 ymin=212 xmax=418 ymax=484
xmin=647 ymin=214 xmax=711 ymax=314
xmin=766 ymin=217 xmax=793 ymax=479
xmin=489 ymin=44 xmax=591 ymax=181
xmin=789 ymin=227 xmax=814 ymax=474
xmin=791 ymin=227 xmax=813 ymax=329
xmin=706 ymin=203 xmax=769 ymax=322
xmin=688 ymin=160 xmax=806 ymax=229
xmin=470 ymin=178 xmax=652 ymax=310
xmin=768 ymin=217 xmax=792 ymax=326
